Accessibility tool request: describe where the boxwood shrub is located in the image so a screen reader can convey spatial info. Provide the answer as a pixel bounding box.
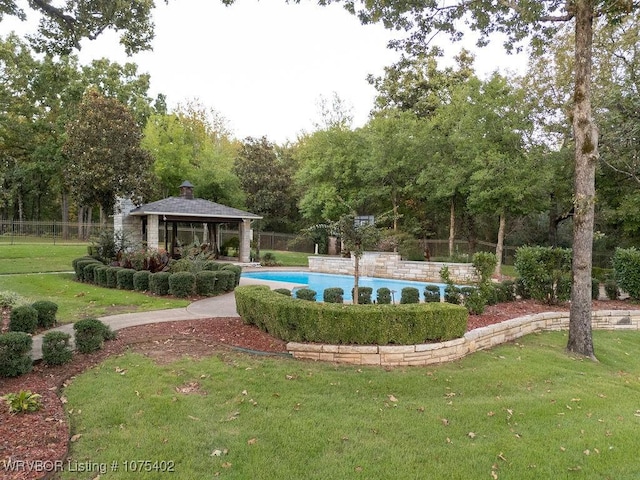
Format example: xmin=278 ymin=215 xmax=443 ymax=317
xmin=376 ymin=287 xmax=392 ymax=304
xmin=42 ymin=331 xmax=73 ymax=366
xmin=133 ymin=270 xmax=151 ymax=291
xmin=31 ymin=300 xmax=58 ymax=329
xmin=235 ymin=285 xmax=468 ymax=345
xmin=424 ymin=285 xmax=441 ymax=303
xmin=9 ymin=305 xmax=39 ymax=334
xmin=274 ymin=288 xmax=292 ymax=296
xmin=170 ymin=271 xmax=196 ymax=298
xmin=214 ymin=270 xmax=235 ymax=293
xmin=116 ymin=268 xmax=136 ymax=290
xmin=195 ymin=271 xmax=217 ymax=296
xmin=400 ymin=287 xmax=420 ymax=304
xmin=295 ymin=288 xmax=317 ymax=301
xmin=323 ymin=287 xmax=344 ymax=303
xmin=221 ymin=264 xmax=242 ymax=286
xmin=95 ymin=266 xmax=109 ymax=287
xmin=353 ymin=286 xmax=373 ymax=304
xmin=149 ymin=272 xmax=171 ymax=296
xmin=0 ymin=332 xmax=32 ymax=377
xmin=74 ymin=318 xmax=114 ymax=354
xmin=105 ymin=267 xmax=122 ymax=289
xmin=75 ymin=258 xmax=102 ymax=282
xmin=83 ymin=262 xmax=103 ymax=284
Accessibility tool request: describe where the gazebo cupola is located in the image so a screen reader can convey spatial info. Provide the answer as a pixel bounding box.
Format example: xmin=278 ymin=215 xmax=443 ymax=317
xmin=179 ymin=180 xmax=195 ymax=199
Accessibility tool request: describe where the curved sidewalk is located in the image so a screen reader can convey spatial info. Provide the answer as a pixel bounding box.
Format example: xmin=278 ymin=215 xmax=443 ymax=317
xmin=30 ymin=291 xmax=240 ymax=361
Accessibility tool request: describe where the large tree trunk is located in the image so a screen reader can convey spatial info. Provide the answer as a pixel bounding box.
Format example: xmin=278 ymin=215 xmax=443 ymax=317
xmin=494 ymin=213 xmax=506 ymax=277
xmin=567 ymin=0 xmax=597 ymax=360
xmin=448 ymin=198 xmax=455 ymax=257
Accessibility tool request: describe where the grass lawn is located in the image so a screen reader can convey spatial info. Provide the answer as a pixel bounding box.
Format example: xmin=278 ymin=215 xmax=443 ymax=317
xmin=62 ymin=330 xmax=640 ymax=479
xmin=0 ymin=244 xmax=89 ymax=274
xmin=0 ymin=273 xmax=189 ymax=322
xmin=261 ymin=250 xmax=311 ymax=267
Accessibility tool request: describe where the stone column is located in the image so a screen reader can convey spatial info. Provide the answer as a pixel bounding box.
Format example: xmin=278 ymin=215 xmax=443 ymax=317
xmin=238 ymin=219 xmax=252 ymax=263
xmin=147 ymin=215 xmax=159 ymax=250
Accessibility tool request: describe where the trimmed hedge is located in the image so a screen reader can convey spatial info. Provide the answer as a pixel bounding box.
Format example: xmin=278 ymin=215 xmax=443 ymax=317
xmin=221 ymin=264 xmax=242 ymax=286
xmin=195 ymin=271 xmax=217 ymax=296
xmin=31 ymin=300 xmax=58 ymax=328
xmin=274 ymin=288 xmax=292 ymax=296
xmin=353 ymin=286 xmax=373 ymax=304
xmin=0 ymin=332 xmax=33 ymax=377
xmin=42 ymin=331 xmax=73 ymax=366
xmin=400 ymin=287 xmax=420 ymax=304
xmin=376 ymin=287 xmax=392 ymax=304
xmin=323 ymin=287 xmax=344 ymax=303
xmin=74 ymin=318 xmax=115 ymax=353
xmin=133 ymin=270 xmax=151 ymax=291
xmin=235 ymin=285 xmax=468 ymax=345
xmin=116 ymin=268 xmax=136 ymax=290
xmin=170 ymin=271 xmax=196 ymax=297
xmin=149 ymin=272 xmax=171 ymax=296
xmin=95 ymin=266 xmax=109 ymax=287
xmin=214 ymin=270 xmax=235 ymax=293
xmin=75 ymin=258 xmax=102 ymax=282
xmin=424 ymin=285 xmax=441 ymax=303
xmin=295 ymin=288 xmax=317 ymax=301
xmin=9 ymin=305 xmax=39 ymax=334
xmin=105 ymin=267 xmax=122 ymax=289
xmin=83 ymin=262 xmax=103 ymax=283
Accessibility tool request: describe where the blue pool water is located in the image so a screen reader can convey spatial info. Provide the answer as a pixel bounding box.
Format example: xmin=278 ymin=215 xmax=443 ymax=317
xmin=241 ymin=271 xmax=446 ymax=302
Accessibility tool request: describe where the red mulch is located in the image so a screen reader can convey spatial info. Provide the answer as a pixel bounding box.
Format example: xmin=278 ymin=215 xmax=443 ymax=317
xmin=0 ymin=299 xmax=635 ymax=480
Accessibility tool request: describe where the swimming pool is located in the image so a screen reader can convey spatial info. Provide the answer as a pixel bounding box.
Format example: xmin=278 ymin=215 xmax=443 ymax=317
xmin=241 ymin=271 xmax=446 ymax=302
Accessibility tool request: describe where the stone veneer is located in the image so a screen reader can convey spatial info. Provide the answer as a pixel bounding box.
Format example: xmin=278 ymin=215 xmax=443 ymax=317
xmin=308 ymin=252 xmax=478 ymax=284
xmin=286 ymin=310 xmax=640 ymax=366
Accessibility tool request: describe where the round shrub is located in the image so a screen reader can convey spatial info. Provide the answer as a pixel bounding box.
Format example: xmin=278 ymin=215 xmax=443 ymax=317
xmin=105 ymin=267 xmax=122 ymax=289
xmin=605 ymin=279 xmax=619 ymax=300
xmin=214 ymin=270 xmax=235 ymax=293
xmin=169 ymin=258 xmax=194 ymax=273
xmin=400 ymin=287 xmax=420 ymax=304
xmin=203 ymin=260 xmax=222 ymax=271
xmin=169 ymin=271 xmax=196 ymax=298
xmin=75 ymin=258 xmax=101 ymax=282
xmin=323 ymin=287 xmax=344 ymax=303
xmin=31 ymin=300 xmax=58 ymax=329
xmin=0 ymin=332 xmax=32 ymax=377
xmin=74 ymin=318 xmax=113 ymax=353
xmin=116 ymin=268 xmax=136 ymax=290
xmin=444 ymin=285 xmax=461 ymax=304
xmin=376 ymin=287 xmax=392 ymax=304
xmin=72 ymin=256 xmax=96 ymax=278
xmin=9 ymin=305 xmax=39 ymax=334
xmin=95 ymin=266 xmax=109 ymax=287
xmin=83 ymin=262 xmax=102 ymax=284
xmin=353 ymin=286 xmax=373 ymax=304
xmin=195 ymin=271 xmax=217 ymax=296
xmin=274 ymin=288 xmax=291 ymax=296
xmin=295 ymin=288 xmax=317 ymax=301
xmin=149 ymin=272 xmax=171 ymax=296
xmin=221 ymin=264 xmax=242 ymax=286
xmin=133 ymin=270 xmax=151 ymax=291
xmin=42 ymin=331 xmax=73 ymax=366
xmin=424 ymin=285 xmax=441 ymax=303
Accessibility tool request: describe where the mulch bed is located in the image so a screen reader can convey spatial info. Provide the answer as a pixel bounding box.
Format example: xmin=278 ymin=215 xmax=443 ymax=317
xmin=0 ymin=298 xmax=636 ymax=480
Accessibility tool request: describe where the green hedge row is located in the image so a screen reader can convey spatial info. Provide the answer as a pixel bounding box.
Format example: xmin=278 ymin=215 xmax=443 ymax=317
xmin=235 ymin=285 xmax=468 ymax=345
xmin=73 ymin=257 xmax=239 ymax=297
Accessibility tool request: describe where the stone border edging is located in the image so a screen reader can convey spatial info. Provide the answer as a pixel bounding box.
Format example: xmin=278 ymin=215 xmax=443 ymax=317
xmin=286 ymin=310 xmax=640 ymax=366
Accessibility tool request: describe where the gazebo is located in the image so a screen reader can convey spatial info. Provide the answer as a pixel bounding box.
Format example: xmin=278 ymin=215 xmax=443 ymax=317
xmin=114 ymin=181 xmax=261 ymax=262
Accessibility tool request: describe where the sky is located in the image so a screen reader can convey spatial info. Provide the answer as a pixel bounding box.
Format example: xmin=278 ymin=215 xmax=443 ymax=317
xmin=4 ymin=0 xmax=529 ymax=144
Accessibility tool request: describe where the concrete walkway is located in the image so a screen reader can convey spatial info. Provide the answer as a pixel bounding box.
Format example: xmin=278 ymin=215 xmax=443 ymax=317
xmin=30 ymin=291 xmax=240 ymax=361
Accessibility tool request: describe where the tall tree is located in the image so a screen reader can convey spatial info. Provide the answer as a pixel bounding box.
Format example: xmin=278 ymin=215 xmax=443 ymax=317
xmin=317 ymin=0 xmax=639 ymax=360
xmin=63 ymin=89 xmax=154 ymax=222
xmin=2 ymin=0 xmax=158 ymax=54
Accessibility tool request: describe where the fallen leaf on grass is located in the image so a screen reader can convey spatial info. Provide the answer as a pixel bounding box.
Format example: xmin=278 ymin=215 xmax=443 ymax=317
xmin=247 ymin=438 xmax=257 ymax=445
xmin=70 ymin=434 xmax=82 ymax=442
xmin=441 ymin=418 xmax=449 ymax=426
xmin=388 ymin=394 xmax=398 ymax=402
xmin=467 ymin=432 xmax=476 ymax=439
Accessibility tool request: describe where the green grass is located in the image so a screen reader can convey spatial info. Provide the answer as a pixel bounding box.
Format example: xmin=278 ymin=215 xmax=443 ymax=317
xmin=62 ymin=331 xmax=640 ymax=479
xmin=261 ymin=250 xmax=311 ymax=267
xmin=0 ymin=273 xmax=189 ymax=322
xmin=0 ymin=244 xmax=89 ymax=274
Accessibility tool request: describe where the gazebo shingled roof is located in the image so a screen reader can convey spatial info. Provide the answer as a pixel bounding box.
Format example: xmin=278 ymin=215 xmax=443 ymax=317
xmin=128 ymin=196 xmax=261 ymax=221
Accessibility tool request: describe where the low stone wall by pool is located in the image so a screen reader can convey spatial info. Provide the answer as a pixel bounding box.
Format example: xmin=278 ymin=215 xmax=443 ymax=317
xmin=286 ymin=310 xmax=640 ymax=366
xmin=308 ymin=252 xmax=478 ymax=284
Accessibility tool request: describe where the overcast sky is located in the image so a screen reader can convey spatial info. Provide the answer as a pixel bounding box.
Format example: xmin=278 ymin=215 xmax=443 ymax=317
xmin=4 ymin=0 xmax=528 ymax=143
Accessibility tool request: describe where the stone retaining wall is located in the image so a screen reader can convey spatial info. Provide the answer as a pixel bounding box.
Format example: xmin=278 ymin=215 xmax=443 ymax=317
xmin=308 ymin=252 xmax=478 ymax=284
xmin=286 ymin=310 xmax=640 ymax=366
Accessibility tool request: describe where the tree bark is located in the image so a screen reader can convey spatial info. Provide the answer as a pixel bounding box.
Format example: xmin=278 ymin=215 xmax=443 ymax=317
xmin=353 ymin=252 xmax=360 ymax=305
xmin=494 ymin=213 xmax=505 ymax=277
xmin=567 ymin=0 xmax=597 ymax=360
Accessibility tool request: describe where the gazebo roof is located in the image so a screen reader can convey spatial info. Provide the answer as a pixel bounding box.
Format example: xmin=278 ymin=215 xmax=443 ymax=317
xmin=129 ymin=196 xmax=261 ymax=221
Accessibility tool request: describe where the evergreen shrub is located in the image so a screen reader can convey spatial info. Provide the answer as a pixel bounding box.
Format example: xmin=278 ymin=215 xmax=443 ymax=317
xmin=116 ymin=268 xmax=136 ymax=290
xmin=169 ymin=271 xmax=196 ymax=298
xmin=221 ymin=264 xmax=242 ymax=286
xmin=612 ymin=247 xmax=640 ymax=300
xmin=424 ymin=285 xmax=441 ymax=303
xmin=323 ymin=287 xmax=344 ymax=303
xmin=295 ymin=288 xmax=317 ymax=301
xmin=274 ymin=288 xmax=292 ymax=296
xmin=195 ymin=271 xmax=217 ymax=296
xmin=74 ymin=318 xmax=115 ymax=353
xmin=514 ymin=246 xmax=572 ymax=304
xmin=0 ymin=332 xmax=32 ymax=377
xmin=400 ymin=287 xmax=420 ymax=304
xmin=353 ymin=286 xmax=373 ymax=304
xmin=149 ymin=272 xmax=171 ymax=296
xmin=31 ymin=300 xmax=58 ymax=329
xmin=604 ymin=279 xmax=619 ymax=300
xmin=9 ymin=305 xmax=39 ymax=334
xmin=214 ymin=270 xmax=235 ymax=292
xmin=376 ymin=287 xmax=392 ymax=304
xmin=235 ymin=285 xmax=468 ymax=345
xmin=42 ymin=331 xmax=73 ymax=366
xmin=95 ymin=266 xmax=109 ymax=287
xmin=75 ymin=258 xmax=101 ymax=282
xmin=83 ymin=262 xmax=102 ymax=284
xmin=133 ymin=270 xmax=151 ymax=291
xmin=105 ymin=267 xmax=122 ymax=289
